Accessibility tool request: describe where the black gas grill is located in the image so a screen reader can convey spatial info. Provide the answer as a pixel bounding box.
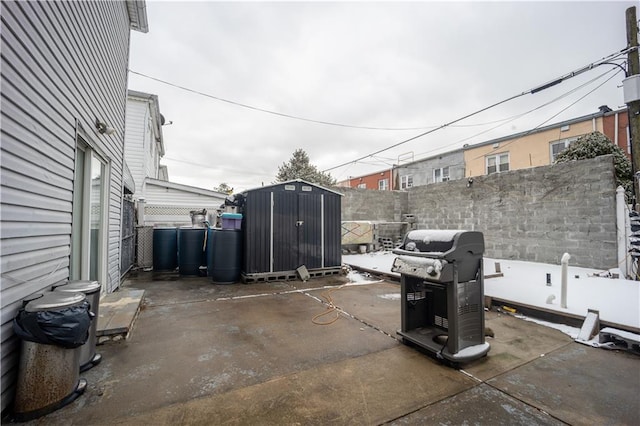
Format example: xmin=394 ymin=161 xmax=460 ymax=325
xmin=392 ymin=230 xmax=490 ymax=364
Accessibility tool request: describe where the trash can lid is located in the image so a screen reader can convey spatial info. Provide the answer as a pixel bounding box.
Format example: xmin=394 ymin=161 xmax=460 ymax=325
xmin=54 ymin=280 xmax=101 ymax=294
xmin=221 ymin=213 xmax=242 ymax=219
xmin=24 ymin=292 xmax=86 ymax=312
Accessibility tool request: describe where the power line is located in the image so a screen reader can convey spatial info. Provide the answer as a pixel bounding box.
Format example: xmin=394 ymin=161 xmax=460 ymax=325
xmin=129 ymin=69 xmax=437 ymax=131
xmin=322 ymin=48 xmax=630 ymax=173
xmin=452 ymin=67 xmax=618 ymax=152
xmin=470 ymin=67 xmax=623 ymax=161
xmin=162 ymin=156 xmax=272 ymax=177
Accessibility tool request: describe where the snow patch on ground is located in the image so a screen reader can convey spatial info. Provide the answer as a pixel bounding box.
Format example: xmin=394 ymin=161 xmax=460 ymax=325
xmin=343 ymin=252 xmax=640 ymax=330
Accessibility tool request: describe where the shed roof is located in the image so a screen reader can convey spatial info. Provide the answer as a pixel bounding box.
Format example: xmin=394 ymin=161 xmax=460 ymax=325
xmin=242 ymin=179 xmax=343 ymax=196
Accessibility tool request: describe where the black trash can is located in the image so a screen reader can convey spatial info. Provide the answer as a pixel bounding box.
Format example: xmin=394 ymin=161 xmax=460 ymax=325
xmin=53 ymin=280 xmax=102 ymax=371
xmin=12 ymin=291 xmax=92 ymax=421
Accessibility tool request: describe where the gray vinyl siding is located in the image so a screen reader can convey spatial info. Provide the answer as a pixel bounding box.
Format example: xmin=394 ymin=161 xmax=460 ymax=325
xmin=0 ymin=1 xmax=135 ymax=412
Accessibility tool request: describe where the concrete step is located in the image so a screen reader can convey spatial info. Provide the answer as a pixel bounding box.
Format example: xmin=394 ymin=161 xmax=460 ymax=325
xmin=96 ymin=288 xmax=145 ymax=344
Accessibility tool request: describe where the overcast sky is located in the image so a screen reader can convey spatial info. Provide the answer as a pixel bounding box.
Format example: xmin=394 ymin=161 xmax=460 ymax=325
xmin=128 ymin=1 xmax=636 ymax=192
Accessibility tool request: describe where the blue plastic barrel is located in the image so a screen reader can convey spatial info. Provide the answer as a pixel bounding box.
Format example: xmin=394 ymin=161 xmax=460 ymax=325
xmin=178 ymin=227 xmax=206 ymax=276
xmin=208 ymin=228 xmax=242 ymax=284
xmin=153 ymin=227 xmax=177 ymax=271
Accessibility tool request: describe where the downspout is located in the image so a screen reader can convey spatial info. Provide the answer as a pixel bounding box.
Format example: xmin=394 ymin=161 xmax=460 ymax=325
xmin=615 ymin=112 xmax=620 ymax=148
xmin=561 ymin=253 xmax=570 ymax=309
xmin=616 ymin=186 xmax=629 ymax=278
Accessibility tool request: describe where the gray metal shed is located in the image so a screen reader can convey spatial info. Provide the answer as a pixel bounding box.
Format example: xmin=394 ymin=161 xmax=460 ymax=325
xmin=241 ymin=180 xmax=342 ymax=282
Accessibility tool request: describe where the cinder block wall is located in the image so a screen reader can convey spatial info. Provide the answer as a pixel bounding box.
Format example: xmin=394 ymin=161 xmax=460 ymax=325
xmin=336 ymin=155 xmax=619 ymax=269
xmin=337 ymin=187 xmax=408 ymax=222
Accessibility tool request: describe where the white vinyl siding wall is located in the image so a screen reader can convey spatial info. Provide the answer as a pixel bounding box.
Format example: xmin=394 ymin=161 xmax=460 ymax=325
xmin=141 ymin=179 xmax=227 ymax=226
xmin=124 ymin=98 xmax=148 ymax=195
xmin=0 ymin=1 xmax=134 ymax=411
xmin=124 ymin=92 xmax=164 ymax=197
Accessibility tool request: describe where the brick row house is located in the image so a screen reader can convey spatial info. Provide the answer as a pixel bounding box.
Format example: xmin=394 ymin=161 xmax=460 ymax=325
xmin=338 ymin=106 xmax=630 ymax=190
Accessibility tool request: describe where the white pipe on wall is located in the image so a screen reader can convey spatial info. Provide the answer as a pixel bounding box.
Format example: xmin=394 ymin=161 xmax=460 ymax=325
xmin=614 ymin=112 xmax=619 ymax=147
xmin=616 ymin=186 xmax=628 ymax=278
xmin=561 ymin=252 xmax=570 ymax=308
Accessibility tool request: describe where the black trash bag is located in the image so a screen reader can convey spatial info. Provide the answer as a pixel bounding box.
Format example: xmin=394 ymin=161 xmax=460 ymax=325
xmin=13 ymin=300 xmax=92 ymax=349
xmin=224 ymin=193 xmax=245 ymax=208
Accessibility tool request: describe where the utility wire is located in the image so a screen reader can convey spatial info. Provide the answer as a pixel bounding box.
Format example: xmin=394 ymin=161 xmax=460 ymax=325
xmin=129 ymin=69 xmax=436 ymax=131
xmin=470 ymin=67 xmax=623 ymax=161
xmin=322 ymin=48 xmax=631 ymax=173
xmin=130 ymin=48 xmax=628 ymax=133
xmin=322 ymin=92 xmax=527 ymax=172
xmin=405 ymin=65 xmax=622 ymax=163
xmin=455 ymin=67 xmax=618 ymax=148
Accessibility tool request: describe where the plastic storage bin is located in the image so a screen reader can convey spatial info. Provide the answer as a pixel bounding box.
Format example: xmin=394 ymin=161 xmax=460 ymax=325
xmin=221 ymin=213 xmax=242 ymax=230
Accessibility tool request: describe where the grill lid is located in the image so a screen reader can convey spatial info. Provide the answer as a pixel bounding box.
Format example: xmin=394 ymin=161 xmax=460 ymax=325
xmin=394 ymin=230 xmax=484 ymax=259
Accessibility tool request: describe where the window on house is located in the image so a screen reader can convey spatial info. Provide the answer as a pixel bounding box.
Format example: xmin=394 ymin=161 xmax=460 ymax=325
xmin=550 ymin=137 xmax=578 ymax=162
xmin=378 ymin=178 xmax=388 ymax=190
xmin=486 ymin=153 xmax=509 ymax=174
xmin=433 ymin=166 xmax=450 ymax=183
xmin=357 ymin=183 xmax=366 ymax=189
xmin=400 ymin=175 xmax=413 ymax=189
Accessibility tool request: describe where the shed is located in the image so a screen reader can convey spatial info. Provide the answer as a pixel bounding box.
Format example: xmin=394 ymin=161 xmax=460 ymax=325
xmin=241 ymin=180 xmax=342 ymax=282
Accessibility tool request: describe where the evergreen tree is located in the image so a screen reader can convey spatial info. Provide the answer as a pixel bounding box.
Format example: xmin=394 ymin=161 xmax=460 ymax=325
xmin=554 ymin=131 xmax=632 ymax=197
xmin=275 ymin=148 xmax=336 ymax=187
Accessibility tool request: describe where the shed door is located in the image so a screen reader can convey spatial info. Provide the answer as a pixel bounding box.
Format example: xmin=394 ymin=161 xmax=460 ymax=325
xmin=272 ymin=190 xmax=323 ymax=272
xmin=297 ymin=193 xmax=322 ymax=269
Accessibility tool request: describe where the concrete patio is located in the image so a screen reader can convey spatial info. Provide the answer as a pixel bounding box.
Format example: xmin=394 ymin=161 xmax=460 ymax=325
xmin=25 ymin=271 xmax=640 ymax=425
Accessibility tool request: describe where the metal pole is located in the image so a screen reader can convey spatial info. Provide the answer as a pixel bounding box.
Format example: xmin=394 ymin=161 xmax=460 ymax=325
xmin=626 ymin=7 xmax=640 ymax=209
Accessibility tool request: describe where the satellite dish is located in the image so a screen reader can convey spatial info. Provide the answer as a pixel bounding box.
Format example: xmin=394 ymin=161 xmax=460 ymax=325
xmin=160 ymin=114 xmax=166 ymax=126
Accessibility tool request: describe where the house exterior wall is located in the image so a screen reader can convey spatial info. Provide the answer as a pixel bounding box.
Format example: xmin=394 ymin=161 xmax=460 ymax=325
xmin=463 ymin=117 xmax=601 ymax=177
xmin=125 ymin=91 xmax=165 ymax=198
xmin=124 ymin=98 xmax=148 ymax=194
xmin=394 ymin=150 xmax=465 ymax=189
xmin=338 ymin=169 xmax=393 ymax=190
xmin=603 ymin=109 xmax=631 ymax=159
xmin=0 ymin=1 xmax=141 ymax=411
xmin=140 ymin=179 xmax=227 ymax=226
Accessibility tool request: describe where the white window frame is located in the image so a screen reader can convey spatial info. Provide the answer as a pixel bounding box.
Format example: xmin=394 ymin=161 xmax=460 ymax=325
xmin=550 ymin=137 xmax=578 ymax=162
xmin=486 ymin=153 xmax=509 ymax=175
xmin=378 ymin=178 xmax=388 ymax=190
xmin=433 ymin=166 xmax=450 ymax=183
xmin=71 ymin=131 xmax=110 ymax=290
xmin=400 ymin=174 xmax=413 ymax=189
xmin=357 ymin=183 xmax=366 ymax=189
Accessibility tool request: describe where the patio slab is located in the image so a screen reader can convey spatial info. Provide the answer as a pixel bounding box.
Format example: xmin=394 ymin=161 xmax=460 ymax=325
xmin=22 ymin=275 xmax=640 ymax=425
xmin=36 ymin=281 xmax=399 ymax=424
xmin=389 ymin=383 xmax=565 ymax=425
xmin=108 ymin=345 xmax=476 ymax=426
xmin=487 ymin=343 xmax=640 ymax=425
